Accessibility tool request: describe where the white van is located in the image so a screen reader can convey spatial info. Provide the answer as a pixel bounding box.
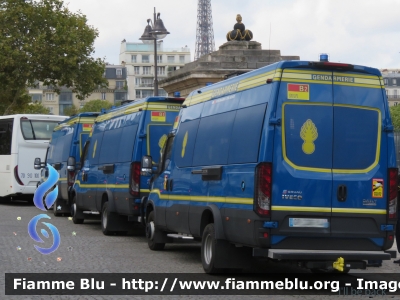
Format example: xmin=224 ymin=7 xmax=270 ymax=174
xmin=0 ymin=114 xmax=67 ymax=200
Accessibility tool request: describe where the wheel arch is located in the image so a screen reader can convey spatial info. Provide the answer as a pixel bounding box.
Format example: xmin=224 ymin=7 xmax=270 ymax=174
xmin=200 ymin=204 xmax=226 ymax=240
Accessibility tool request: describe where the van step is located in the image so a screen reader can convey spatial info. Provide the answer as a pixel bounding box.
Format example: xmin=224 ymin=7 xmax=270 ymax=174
xmin=167 ymin=233 xmax=194 ymax=240
xmin=83 ymin=211 xmax=100 ymax=215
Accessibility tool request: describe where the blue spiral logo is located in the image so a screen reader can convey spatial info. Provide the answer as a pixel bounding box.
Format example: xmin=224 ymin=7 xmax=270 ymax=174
xmin=33 ymin=164 xmax=59 ymax=211
xmin=29 ymin=164 xmax=61 ymax=255
xmin=28 ymin=214 xmax=60 ymax=254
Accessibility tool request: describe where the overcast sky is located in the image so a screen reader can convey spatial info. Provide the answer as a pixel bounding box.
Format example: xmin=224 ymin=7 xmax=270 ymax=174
xmin=65 ymin=0 xmax=400 ymax=69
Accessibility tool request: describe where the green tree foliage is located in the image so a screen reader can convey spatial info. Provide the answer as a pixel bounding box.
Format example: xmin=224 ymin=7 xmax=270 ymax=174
xmin=0 ymin=0 xmax=108 ymax=115
xmin=63 ymin=105 xmax=79 ymax=116
xmin=79 ymin=100 xmax=113 ymax=113
xmin=390 ymin=105 xmax=400 ymax=131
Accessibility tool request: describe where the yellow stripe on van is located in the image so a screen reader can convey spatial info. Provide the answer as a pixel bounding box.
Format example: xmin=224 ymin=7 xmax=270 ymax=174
xmin=281 ymin=102 xmax=381 ymax=174
xmin=281 ymin=69 xmax=383 ymax=89
xmin=272 ymin=206 xmax=386 ymax=215
xmin=74 ymin=180 xmax=150 ymax=193
xmin=272 ymin=206 xmax=331 ymax=213
xmin=54 ymin=117 xmax=96 ymax=131
xmin=94 ymin=103 xmax=180 ymax=123
xmin=332 ymin=208 xmax=386 ymax=214
xmin=149 ymin=189 xmax=252 ymax=204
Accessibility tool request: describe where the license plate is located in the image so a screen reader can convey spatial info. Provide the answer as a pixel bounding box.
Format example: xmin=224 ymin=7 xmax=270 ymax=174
xmin=289 ymin=218 xmax=329 ymax=228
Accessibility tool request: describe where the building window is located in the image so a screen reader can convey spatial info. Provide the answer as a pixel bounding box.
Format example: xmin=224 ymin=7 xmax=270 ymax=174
xmin=393 ymin=79 xmax=397 ymax=85
xmin=179 ymin=56 xmax=185 ymax=63
xmin=101 ymin=92 xmax=106 ymax=100
xmin=141 ymin=78 xmax=153 ymax=87
xmin=157 ymin=67 xmax=165 ymax=75
xmin=157 ymin=55 xmax=162 ymax=63
xmin=59 ymin=104 xmax=72 ymax=115
xmin=158 ymin=89 xmax=167 ymax=96
xmin=384 ymin=78 xmax=388 ymax=85
xmin=46 ymin=93 xmax=54 ymax=101
xmin=116 ymin=81 xmax=124 ymax=89
xmin=59 ymin=92 xmax=72 ymax=103
xmin=394 ymin=90 xmax=398 ymax=99
xmin=167 ymin=56 xmax=175 ymax=63
xmin=142 ymin=90 xmax=153 ymax=97
xmin=31 ymin=94 xmax=42 ymax=103
xmin=136 ymin=90 xmax=141 ymax=98
xmin=143 ymin=66 xmax=151 ymax=75
xmin=142 ymin=55 xmax=150 ymax=63
xmin=116 ymin=69 xmax=122 ymax=78
xmin=395 ymin=102 xmax=398 ymax=106
xmin=131 ymin=55 xmax=137 ymax=63
xmin=47 ymin=106 xmax=53 ymax=113
xmin=134 ymin=66 xmax=140 ymax=75
xmin=114 ymin=92 xmax=126 ymax=102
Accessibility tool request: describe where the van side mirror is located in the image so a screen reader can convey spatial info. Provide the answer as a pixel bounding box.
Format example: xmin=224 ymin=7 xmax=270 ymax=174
xmin=67 ymin=156 xmax=76 ymax=171
xmin=141 ymin=155 xmax=153 ymax=175
xmin=34 ymin=157 xmax=42 ymax=170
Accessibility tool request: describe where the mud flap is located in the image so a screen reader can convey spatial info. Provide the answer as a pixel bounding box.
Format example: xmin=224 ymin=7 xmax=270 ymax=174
xmin=213 ymin=240 xmax=252 ymax=269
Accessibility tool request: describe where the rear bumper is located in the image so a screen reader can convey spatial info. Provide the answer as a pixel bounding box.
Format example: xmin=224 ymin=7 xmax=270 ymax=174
xmin=253 ymin=248 xmax=395 ymax=260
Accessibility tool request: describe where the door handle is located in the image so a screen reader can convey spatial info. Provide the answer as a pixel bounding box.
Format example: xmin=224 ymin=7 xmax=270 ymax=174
xmin=337 ymin=185 xmax=347 ymax=202
xmin=191 ymin=166 xmax=222 ymax=181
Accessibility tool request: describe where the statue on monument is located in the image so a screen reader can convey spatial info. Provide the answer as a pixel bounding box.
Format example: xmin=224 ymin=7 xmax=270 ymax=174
xmin=226 ymin=14 xmax=253 ymax=41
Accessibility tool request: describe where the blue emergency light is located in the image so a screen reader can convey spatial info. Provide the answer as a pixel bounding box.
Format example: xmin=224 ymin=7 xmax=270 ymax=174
xmin=174 ymin=92 xmax=181 ymax=97
xmin=320 ymin=53 xmax=329 ymax=62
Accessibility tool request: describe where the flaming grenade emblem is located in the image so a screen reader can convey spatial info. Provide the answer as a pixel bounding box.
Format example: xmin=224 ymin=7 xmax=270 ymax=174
xmin=300 ymin=119 xmax=318 ymax=154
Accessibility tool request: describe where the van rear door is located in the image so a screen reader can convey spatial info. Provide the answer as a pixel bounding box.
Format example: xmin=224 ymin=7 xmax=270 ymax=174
xmin=330 ymin=70 xmax=389 ymax=250
xmin=271 ymin=68 xmax=334 ymax=248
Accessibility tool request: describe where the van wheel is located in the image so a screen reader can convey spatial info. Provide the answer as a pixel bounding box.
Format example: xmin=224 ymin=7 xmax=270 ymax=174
xmin=71 ymin=196 xmax=84 ymax=224
xmin=53 ymin=200 xmax=61 ymax=217
xmin=201 ymin=223 xmax=223 ymax=274
xmin=101 ymin=202 xmax=114 ymax=236
xmin=146 ymin=211 xmax=165 ymax=250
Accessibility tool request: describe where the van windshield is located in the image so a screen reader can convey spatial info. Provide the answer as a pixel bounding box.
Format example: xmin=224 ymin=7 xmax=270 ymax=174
xmin=20 ymin=120 xmax=59 ymax=140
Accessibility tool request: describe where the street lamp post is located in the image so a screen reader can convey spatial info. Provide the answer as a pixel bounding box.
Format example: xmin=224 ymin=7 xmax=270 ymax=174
xmin=139 ymin=8 xmax=170 ymax=97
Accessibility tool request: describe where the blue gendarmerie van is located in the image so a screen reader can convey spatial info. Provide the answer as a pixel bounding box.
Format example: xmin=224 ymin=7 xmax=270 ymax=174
xmin=70 ymin=96 xmax=184 ymax=235
xmin=142 ymin=56 xmax=398 ymax=273
xmin=34 ymin=113 xmax=98 ymax=216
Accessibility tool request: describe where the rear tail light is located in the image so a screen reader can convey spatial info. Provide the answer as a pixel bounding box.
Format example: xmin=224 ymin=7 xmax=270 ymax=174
xmin=14 ymin=166 xmax=24 ymax=186
xmin=388 ymin=168 xmax=398 ymax=219
xmin=130 ymin=162 xmax=141 ymax=196
xmin=254 ymin=163 xmax=272 ymax=216
xmin=67 ymin=171 xmax=75 ymax=187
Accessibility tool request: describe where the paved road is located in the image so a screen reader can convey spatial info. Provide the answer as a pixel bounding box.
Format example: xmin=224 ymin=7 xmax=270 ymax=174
xmin=1 ymin=198 xmax=399 ymax=300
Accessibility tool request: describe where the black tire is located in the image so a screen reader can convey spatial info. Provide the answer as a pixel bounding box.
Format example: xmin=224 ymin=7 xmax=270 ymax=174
xmin=201 ymin=223 xmax=222 ymax=274
xmin=71 ymin=195 xmax=84 ymax=224
xmin=146 ymin=211 xmax=165 ymax=250
xmin=101 ymin=202 xmax=114 ymax=236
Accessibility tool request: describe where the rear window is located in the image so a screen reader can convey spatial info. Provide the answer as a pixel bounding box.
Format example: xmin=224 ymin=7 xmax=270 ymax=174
xmin=21 ymin=120 xmax=59 ymax=140
xmin=333 ymin=106 xmax=380 ymax=170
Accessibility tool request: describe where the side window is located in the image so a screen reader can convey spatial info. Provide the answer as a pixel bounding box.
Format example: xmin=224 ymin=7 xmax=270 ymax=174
xmin=117 ymin=124 xmax=138 ymax=162
xmin=81 ymin=141 xmax=90 ymax=167
xmin=61 ymin=130 xmax=74 ymax=161
xmin=193 ymin=111 xmax=236 ymax=166
xmin=159 ymin=136 xmax=175 ymax=174
xmin=174 ymin=119 xmax=200 ymax=167
xmin=0 ymin=119 xmax=13 ymax=155
xmin=228 ymin=103 xmax=267 ymax=164
xmin=87 ymin=132 xmax=104 ymax=165
xmin=99 ymin=128 xmax=123 ymax=164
